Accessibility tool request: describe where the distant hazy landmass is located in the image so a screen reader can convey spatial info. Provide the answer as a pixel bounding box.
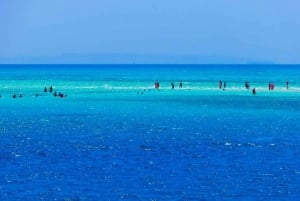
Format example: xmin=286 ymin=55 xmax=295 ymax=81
xmin=0 ymin=54 xmax=274 ymax=64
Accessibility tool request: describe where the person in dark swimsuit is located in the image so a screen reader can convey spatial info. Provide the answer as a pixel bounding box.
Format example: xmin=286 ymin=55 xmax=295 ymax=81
xmin=219 ymin=80 xmax=222 ymax=89
xmin=179 ymin=81 xmax=183 ymax=88
xmin=245 ymin=81 xmax=250 ymax=90
xmin=171 ymin=82 xmax=175 ymax=89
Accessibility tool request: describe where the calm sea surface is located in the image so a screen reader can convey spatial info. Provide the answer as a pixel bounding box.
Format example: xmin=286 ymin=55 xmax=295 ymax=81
xmin=0 ymin=65 xmax=300 ymax=200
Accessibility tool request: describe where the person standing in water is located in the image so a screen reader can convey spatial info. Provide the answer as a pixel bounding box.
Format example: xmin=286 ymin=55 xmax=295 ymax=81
xmin=252 ymin=88 xmax=256 ymax=95
xmin=268 ymin=82 xmax=275 ymax=90
xmin=171 ymin=82 xmax=175 ymax=89
xmin=286 ymin=81 xmax=289 ymax=89
xmin=223 ymin=81 xmax=226 ymax=90
xmin=219 ymin=80 xmax=222 ymax=89
xmin=245 ymin=81 xmax=250 ymax=90
xmin=179 ymin=81 xmax=183 ymax=88
xmin=154 ymin=82 xmax=160 ymax=89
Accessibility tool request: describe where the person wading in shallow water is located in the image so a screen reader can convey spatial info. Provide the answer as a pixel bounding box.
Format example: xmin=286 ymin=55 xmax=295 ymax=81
xmin=252 ymin=88 xmax=256 ymax=95
xmin=179 ymin=81 xmax=183 ymax=88
xmin=269 ymin=82 xmax=275 ymax=90
xmin=154 ymin=82 xmax=160 ymax=89
xmin=245 ymin=81 xmax=250 ymax=90
xmin=219 ymin=80 xmax=222 ymax=89
xmin=171 ymin=82 xmax=175 ymax=89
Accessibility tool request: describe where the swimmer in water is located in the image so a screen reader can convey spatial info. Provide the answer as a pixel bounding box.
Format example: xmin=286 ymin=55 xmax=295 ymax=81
xmin=13 ymin=94 xmax=16 ymax=98
xmin=286 ymin=81 xmax=289 ymax=89
xmin=252 ymin=88 xmax=256 ymax=95
xmin=49 ymin=86 xmax=53 ymax=93
xmin=58 ymin=92 xmax=66 ymax=98
xmin=44 ymin=87 xmax=47 ymax=92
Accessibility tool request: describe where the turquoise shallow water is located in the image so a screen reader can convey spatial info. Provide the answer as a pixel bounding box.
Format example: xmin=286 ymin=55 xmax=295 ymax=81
xmin=0 ymin=65 xmax=300 ymax=200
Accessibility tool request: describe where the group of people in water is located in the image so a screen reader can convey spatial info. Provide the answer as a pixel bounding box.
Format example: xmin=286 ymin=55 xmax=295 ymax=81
xmin=170 ymin=81 xmax=182 ymax=90
xmin=0 ymin=85 xmax=67 ymax=99
xmin=249 ymin=81 xmax=289 ymax=95
xmin=44 ymin=86 xmax=67 ymax=98
xmin=0 ymin=80 xmax=293 ymax=98
xmin=222 ymin=80 xmax=289 ymax=95
xmin=152 ymin=80 xmax=290 ymax=95
xmin=223 ymin=80 xmax=289 ymax=95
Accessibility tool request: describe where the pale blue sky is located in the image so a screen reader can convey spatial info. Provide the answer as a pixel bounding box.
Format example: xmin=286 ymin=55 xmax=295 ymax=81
xmin=1 ymin=0 xmax=300 ymax=63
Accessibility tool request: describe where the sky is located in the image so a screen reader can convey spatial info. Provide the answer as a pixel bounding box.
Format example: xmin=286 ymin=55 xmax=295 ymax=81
xmin=0 ymin=0 xmax=300 ymax=64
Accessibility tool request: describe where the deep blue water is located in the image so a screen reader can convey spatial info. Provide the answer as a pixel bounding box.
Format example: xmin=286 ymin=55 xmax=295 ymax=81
xmin=0 ymin=65 xmax=300 ymax=200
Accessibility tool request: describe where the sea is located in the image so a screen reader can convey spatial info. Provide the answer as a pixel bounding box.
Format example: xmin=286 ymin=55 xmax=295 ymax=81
xmin=0 ymin=64 xmax=299 ymax=200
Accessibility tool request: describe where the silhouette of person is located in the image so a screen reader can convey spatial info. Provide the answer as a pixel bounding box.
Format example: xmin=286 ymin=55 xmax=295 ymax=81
xmin=268 ymin=82 xmax=275 ymax=90
xmin=219 ymin=80 xmax=222 ymax=89
xmin=58 ymin=92 xmax=65 ymax=98
xmin=245 ymin=81 xmax=250 ymax=90
xmin=179 ymin=81 xmax=183 ymax=88
xmin=252 ymin=88 xmax=256 ymax=95
xmin=171 ymin=82 xmax=175 ymax=89
xmin=223 ymin=81 xmax=226 ymax=90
